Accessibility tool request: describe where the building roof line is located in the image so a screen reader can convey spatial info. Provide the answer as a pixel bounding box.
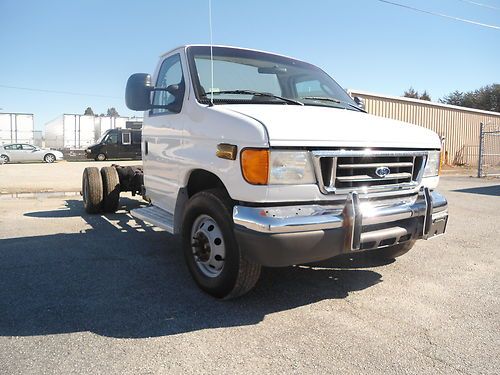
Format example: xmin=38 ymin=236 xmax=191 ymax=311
xmin=349 ymin=89 xmax=500 ymax=117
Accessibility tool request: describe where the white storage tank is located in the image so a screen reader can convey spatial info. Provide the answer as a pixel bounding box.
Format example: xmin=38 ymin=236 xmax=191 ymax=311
xmin=0 ymin=113 xmax=35 ymax=145
xmin=44 ymin=114 xmax=96 ymax=149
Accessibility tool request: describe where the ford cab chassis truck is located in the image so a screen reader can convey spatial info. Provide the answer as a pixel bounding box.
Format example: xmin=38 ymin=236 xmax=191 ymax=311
xmin=81 ymin=45 xmax=448 ymax=299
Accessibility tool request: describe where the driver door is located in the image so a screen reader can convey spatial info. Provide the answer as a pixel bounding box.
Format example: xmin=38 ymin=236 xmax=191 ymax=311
xmin=20 ymin=144 xmax=39 ymax=162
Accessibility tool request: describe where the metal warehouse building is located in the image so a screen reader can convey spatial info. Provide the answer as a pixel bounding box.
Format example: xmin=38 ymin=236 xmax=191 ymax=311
xmin=349 ymin=90 xmax=500 ymax=167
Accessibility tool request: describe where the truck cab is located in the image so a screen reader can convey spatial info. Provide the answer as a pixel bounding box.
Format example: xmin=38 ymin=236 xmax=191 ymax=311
xmin=86 ymin=128 xmax=141 ymax=161
xmin=83 ymin=45 xmax=448 ymax=299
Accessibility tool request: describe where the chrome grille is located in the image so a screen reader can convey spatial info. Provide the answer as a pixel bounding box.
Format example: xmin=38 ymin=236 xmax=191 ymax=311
xmin=312 ymin=150 xmax=428 ymax=194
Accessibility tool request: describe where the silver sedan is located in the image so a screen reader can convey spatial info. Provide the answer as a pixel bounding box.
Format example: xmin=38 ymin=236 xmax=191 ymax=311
xmin=0 ymin=144 xmax=64 ymax=164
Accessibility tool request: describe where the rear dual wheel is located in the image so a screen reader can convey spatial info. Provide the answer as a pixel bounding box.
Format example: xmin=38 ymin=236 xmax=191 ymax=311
xmin=82 ymin=167 xmax=103 ymax=214
xmin=82 ymin=166 xmax=120 ymax=214
xmin=101 ymin=166 xmax=120 ymax=213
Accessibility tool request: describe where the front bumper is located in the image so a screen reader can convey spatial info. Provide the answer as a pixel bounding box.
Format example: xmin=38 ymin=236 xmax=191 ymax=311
xmin=233 ymin=187 xmax=448 ymax=267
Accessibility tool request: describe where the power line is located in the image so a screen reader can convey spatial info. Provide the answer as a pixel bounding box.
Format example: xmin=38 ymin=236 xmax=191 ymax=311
xmin=458 ymin=0 xmax=500 ymax=11
xmin=375 ymin=0 xmax=500 ymax=30
xmin=0 ymin=84 xmax=121 ymax=99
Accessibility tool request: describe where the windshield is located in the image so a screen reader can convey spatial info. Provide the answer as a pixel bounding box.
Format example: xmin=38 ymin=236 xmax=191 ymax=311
xmin=96 ymin=130 xmax=111 ymax=144
xmin=187 ymin=46 xmax=360 ymax=111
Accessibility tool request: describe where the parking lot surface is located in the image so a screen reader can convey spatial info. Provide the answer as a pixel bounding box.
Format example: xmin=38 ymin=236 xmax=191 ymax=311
xmin=0 ymin=160 xmax=141 ymax=194
xmin=0 ymin=174 xmax=498 ymax=374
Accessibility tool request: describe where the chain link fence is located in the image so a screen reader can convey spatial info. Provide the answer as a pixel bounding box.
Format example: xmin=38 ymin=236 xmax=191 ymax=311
xmin=478 ymin=123 xmax=500 ymax=177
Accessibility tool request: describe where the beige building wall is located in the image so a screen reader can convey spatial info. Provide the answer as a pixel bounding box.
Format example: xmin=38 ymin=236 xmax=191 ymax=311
xmin=349 ymin=90 xmax=500 ymax=166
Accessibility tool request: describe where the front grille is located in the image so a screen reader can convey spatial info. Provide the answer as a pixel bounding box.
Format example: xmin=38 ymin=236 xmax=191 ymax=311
xmin=312 ymin=150 xmax=427 ymax=194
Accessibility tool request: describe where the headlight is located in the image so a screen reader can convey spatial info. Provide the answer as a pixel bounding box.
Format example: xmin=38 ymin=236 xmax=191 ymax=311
xmin=86 ymin=149 xmax=91 ymax=153
xmin=423 ymin=151 xmax=441 ymax=177
xmin=269 ymin=151 xmax=315 ymax=184
xmin=240 ymin=149 xmax=316 ymax=185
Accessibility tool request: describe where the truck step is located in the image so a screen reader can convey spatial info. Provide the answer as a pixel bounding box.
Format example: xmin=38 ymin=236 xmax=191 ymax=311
xmin=130 ymin=206 xmax=174 ymax=233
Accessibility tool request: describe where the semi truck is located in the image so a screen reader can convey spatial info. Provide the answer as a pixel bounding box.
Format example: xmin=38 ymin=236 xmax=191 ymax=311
xmin=81 ymin=45 xmax=448 ymax=299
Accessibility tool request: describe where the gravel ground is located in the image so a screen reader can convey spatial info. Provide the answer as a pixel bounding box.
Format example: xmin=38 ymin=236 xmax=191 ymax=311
xmin=0 ymin=176 xmax=498 ymax=374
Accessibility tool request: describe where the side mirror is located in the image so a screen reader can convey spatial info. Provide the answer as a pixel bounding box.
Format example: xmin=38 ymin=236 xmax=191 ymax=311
xmin=353 ymin=96 xmax=366 ymax=110
xmin=126 ymin=73 xmax=153 ymax=111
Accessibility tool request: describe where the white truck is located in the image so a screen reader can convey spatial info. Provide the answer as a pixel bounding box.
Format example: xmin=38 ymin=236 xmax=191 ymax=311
xmin=81 ymin=45 xmax=448 ymax=299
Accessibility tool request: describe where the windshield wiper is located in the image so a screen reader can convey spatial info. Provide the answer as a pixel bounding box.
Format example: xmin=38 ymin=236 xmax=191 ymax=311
xmin=202 ymin=90 xmax=304 ymax=106
xmin=301 ymin=96 xmax=366 ymax=112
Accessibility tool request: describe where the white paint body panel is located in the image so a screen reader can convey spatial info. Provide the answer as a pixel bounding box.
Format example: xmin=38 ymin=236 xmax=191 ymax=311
xmin=222 ymin=104 xmax=441 ymax=149
xmin=140 ymin=46 xmax=442 ymax=224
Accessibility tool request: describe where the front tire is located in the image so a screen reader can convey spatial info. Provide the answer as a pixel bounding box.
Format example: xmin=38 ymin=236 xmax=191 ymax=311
xmin=82 ymin=167 xmax=103 ymax=214
xmin=182 ymin=189 xmax=261 ymax=299
xmin=95 ymin=153 xmax=106 ymax=161
xmin=44 ymin=153 xmax=56 ymax=163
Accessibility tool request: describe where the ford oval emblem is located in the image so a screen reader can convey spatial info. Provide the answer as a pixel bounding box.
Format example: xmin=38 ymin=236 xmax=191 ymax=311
xmin=375 ymin=166 xmax=391 ymax=178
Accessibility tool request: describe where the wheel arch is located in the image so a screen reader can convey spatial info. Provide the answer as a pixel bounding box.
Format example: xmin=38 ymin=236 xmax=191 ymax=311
xmin=173 ymin=169 xmax=232 ymax=234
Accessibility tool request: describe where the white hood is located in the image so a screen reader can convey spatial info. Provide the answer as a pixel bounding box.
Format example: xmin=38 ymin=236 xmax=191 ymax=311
xmin=222 ymin=104 xmax=441 ymax=149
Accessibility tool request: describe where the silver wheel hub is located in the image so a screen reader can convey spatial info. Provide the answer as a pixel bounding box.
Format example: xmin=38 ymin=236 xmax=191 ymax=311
xmin=191 ymin=214 xmax=225 ymax=278
xmin=46 ymin=155 xmax=55 ymax=162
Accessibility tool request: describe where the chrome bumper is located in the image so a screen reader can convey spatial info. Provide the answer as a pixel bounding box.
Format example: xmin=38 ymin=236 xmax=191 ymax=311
xmin=233 ymin=187 xmax=448 ymax=251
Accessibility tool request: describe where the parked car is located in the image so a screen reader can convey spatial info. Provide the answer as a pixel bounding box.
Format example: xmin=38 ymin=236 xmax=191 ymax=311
xmin=0 ymin=144 xmax=63 ymax=164
xmin=82 ymin=45 xmax=448 ymax=299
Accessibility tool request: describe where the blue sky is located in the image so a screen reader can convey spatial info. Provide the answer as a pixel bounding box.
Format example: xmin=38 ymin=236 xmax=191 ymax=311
xmin=0 ymin=0 xmax=499 ymax=130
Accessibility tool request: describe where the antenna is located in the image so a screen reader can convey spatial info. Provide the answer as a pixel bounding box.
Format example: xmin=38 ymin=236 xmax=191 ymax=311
xmin=208 ymin=0 xmax=214 ymax=106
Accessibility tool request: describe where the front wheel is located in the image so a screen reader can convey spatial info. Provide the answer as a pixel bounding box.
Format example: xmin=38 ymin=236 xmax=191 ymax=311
xmin=182 ymin=189 xmax=261 ymax=299
xmin=44 ymin=153 xmax=56 ymax=163
xmin=95 ymin=153 xmax=106 ymax=161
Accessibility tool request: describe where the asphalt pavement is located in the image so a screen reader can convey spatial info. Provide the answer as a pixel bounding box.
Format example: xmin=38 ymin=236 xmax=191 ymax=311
xmin=0 ymin=175 xmax=498 ymax=374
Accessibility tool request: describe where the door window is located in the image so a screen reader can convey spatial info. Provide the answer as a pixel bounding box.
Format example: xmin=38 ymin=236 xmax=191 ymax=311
xmin=21 ymin=144 xmax=36 ymax=150
xmin=152 ymin=54 xmax=185 ymax=115
xmin=122 ymin=132 xmax=131 ymax=145
xmin=106 ymin=133 xmax=118 ymax=144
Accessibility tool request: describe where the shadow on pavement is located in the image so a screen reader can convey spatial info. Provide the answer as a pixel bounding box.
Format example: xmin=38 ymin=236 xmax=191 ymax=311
xmin=0 ymin=199 xmax=382 ymax=339
xmin=453 ymin=184 xmax=500 ymax=197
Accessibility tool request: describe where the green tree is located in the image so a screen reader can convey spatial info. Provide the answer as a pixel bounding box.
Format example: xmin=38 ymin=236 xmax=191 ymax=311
xmin=106 ymin=107 xmax=120 ymax=117
xmin=83 ymin=107 xmax=95 ymax=116
xmin=403 ymin=87 xmax=419 ymax=99
xmin=403 ymin=87 xmax=431 ymax=101
xmin=419 ymin=90 xmax=431 ymax=101
xmin=440 ymin=84 xmax=500 ymax=112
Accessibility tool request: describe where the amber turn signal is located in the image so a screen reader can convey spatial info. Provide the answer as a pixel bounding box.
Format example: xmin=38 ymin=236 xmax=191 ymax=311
xmin=241 ymin=149 xmax=269 ymax=185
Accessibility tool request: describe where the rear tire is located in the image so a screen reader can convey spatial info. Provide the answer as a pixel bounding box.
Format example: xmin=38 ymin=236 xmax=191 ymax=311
xmin=101 ymin=166 xmax=120 ymax=213
xmin=44 ymin=153 xmax=56 ymax=163
xmin=368 ymin=240 xmax=416 ymax=260
xmin=82 ymin=167 xmax=103 ymax=214
xmin=182 ymin=189 xmax=261 ymax=299
xmin=96 ymin=153 xmax=106 ymax=161
xmin=0 ymin=154 xmax=9 ymax=164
